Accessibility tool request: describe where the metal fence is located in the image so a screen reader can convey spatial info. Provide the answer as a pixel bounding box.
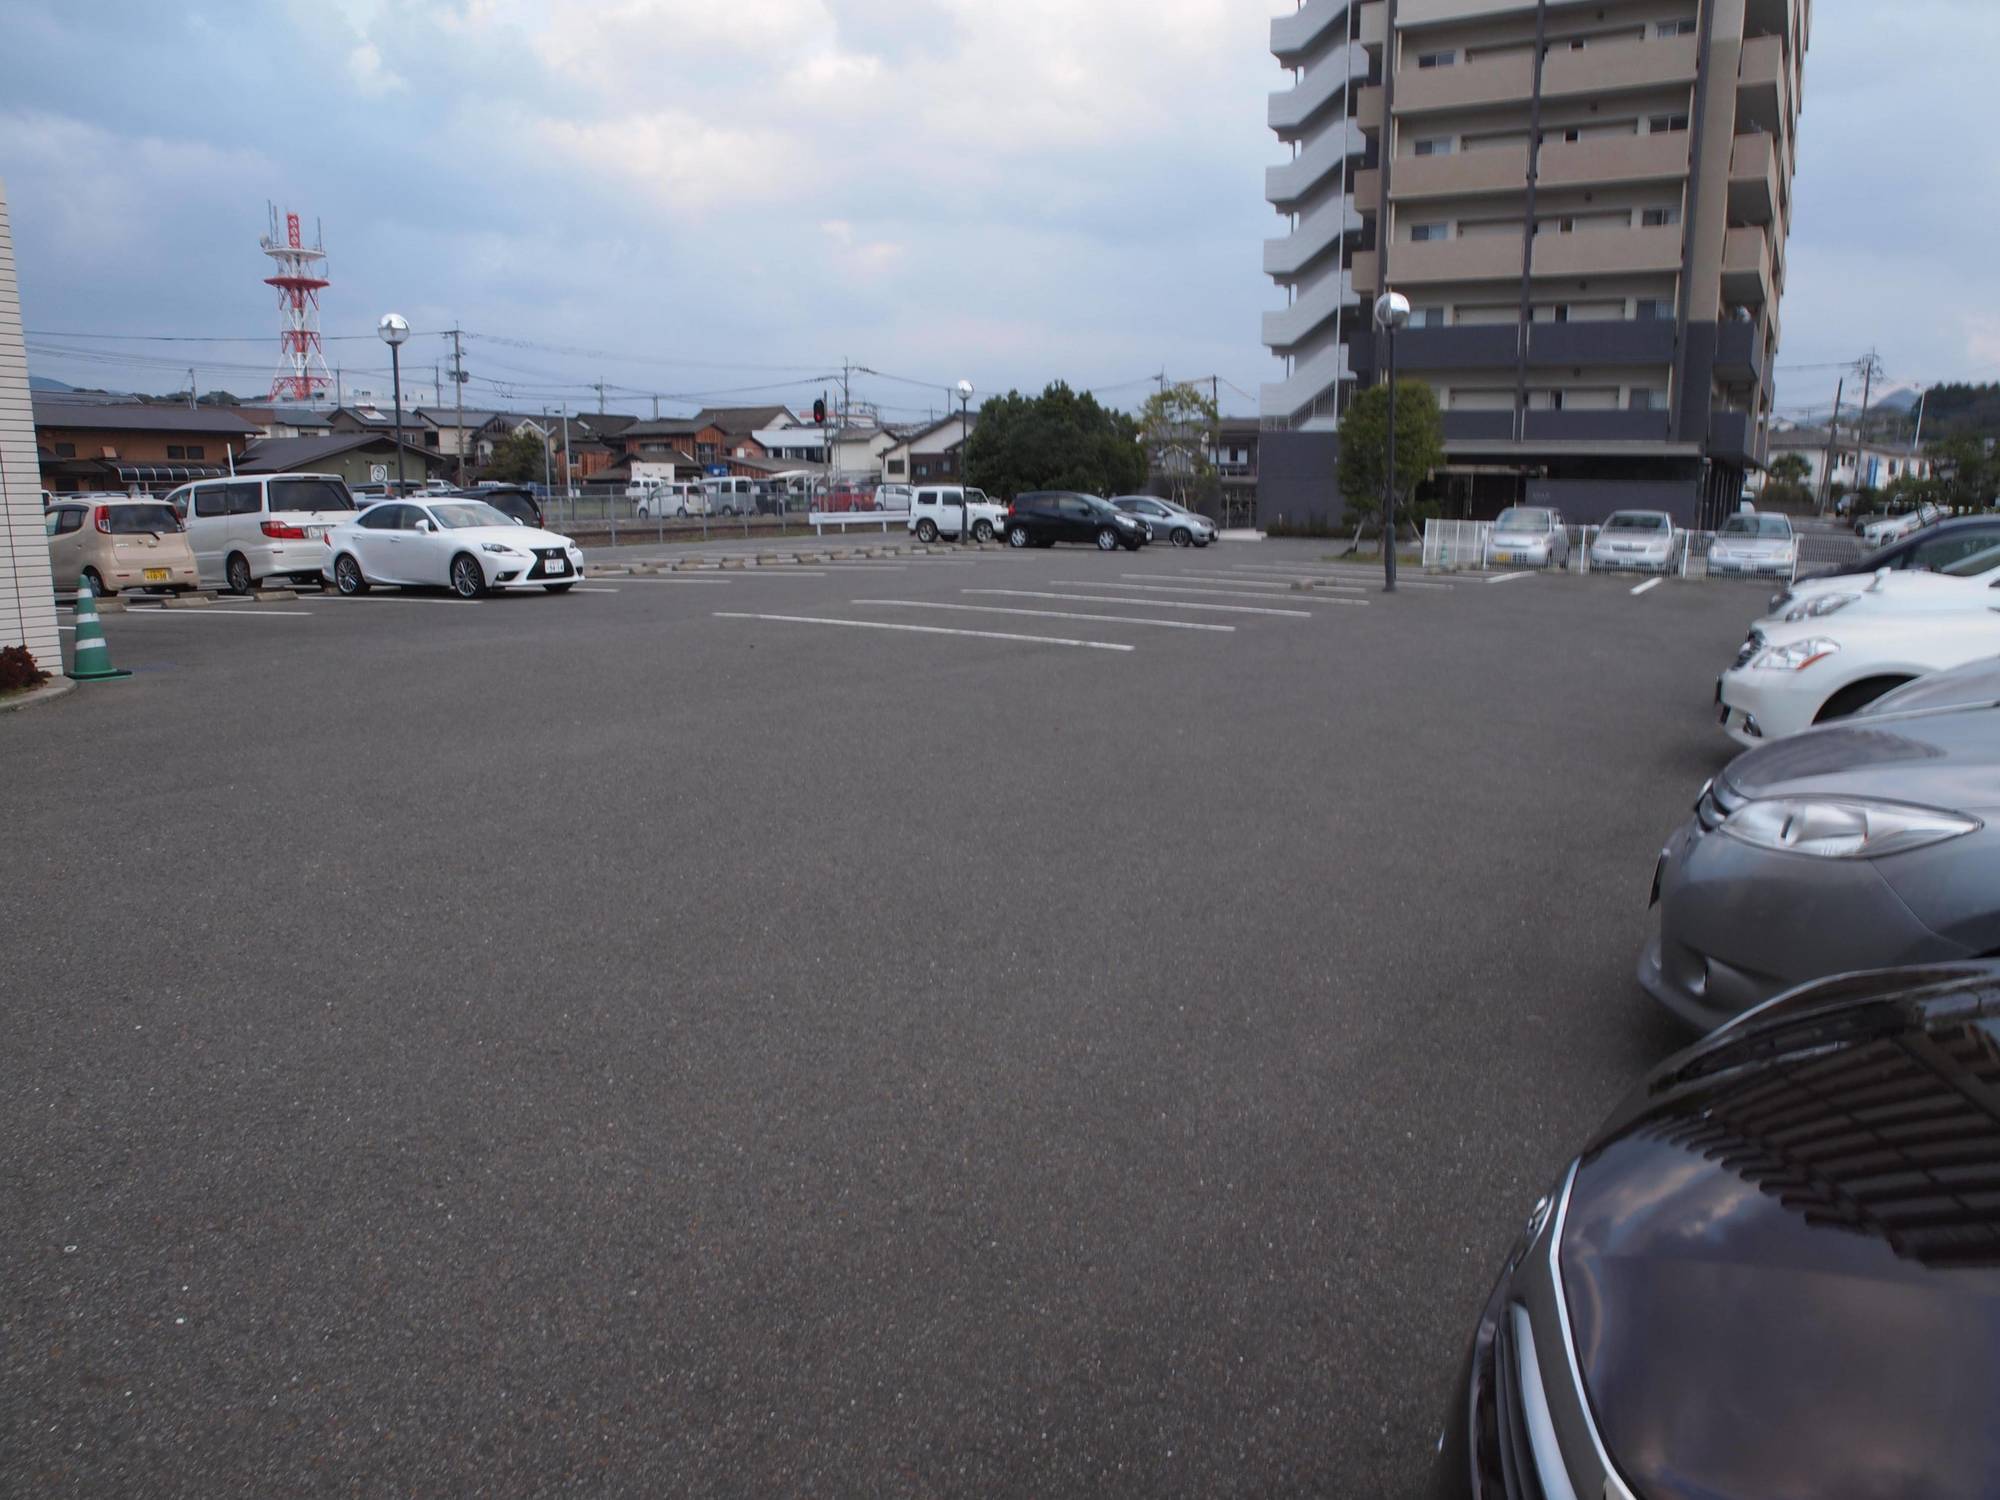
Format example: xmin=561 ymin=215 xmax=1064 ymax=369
xmin=1422 ymin=518 xmax=1866 ymax=584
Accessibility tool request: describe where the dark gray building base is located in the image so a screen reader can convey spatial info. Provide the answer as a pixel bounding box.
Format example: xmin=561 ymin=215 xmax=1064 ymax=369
xmin=1256 ymin=430 xmax=1343 ymax=532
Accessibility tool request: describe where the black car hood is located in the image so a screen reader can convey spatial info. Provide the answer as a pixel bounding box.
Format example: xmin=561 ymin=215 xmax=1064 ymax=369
xmin=1720 ymin=702 xmax=2000 ymax=808
xmin=1562 ymin=966 xmax=2000 ymax=1500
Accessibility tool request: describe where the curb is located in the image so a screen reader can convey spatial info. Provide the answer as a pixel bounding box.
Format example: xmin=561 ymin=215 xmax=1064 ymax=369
xmin=163 ymin=594 xmax=214 ymax=609
xmin=0 ymin=675 xmax=78 ymax=716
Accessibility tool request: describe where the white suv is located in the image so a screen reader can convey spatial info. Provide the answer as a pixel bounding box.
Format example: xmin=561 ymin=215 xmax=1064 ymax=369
xmin=908 ymin=485 xmax=1007 ymax=543
xmin=164 ymin=473 xmax=358 ymax=593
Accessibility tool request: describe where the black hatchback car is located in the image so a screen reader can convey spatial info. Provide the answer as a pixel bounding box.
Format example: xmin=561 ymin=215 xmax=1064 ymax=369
xmin=1003 ymin=492 xmax=1147 ymax=551
xmin=1435 ymin=961 xmax=2000 ymax=1500
xmin=456 ymin=484 xmax=544 ymax=529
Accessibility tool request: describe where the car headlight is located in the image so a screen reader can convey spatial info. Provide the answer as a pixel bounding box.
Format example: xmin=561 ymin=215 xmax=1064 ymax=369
xmin=481 ymin=542 xmax=522 ymax=555
xmin=1750 ymin=636 xmax=1840 ymax=671
xmin=1782 ymin=592 xmax=1859 ymax=623
xmin=1722 ymin=797 xmax=1981 ymax=859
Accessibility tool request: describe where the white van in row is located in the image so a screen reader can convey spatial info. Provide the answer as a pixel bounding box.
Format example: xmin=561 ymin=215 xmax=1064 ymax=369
xmin=162 ymin=473 xmax=358 ymax=592
xmin=635 ymin=481 xmax=710 ymax=519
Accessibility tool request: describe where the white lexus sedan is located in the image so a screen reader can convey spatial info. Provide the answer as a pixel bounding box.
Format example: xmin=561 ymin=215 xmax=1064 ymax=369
xmin=320 ymin=497 xmax=584 ymax=598
xmin=1716 ymin=607 xmax=2000 ymax=745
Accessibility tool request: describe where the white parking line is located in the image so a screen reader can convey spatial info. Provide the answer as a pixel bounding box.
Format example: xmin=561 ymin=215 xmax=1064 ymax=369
xmin=1486 ymin=571 xmax=1534 ymax=585
xmin=1227 ymin=565 xmax=1453 ymax=590
xmin=611 ymin=575 xmax=733 ymax=584
xmin=120 ymin=606 xmax=316 ymax=617
xmin=573 ymin=586 xmax=622 ymax=593
xmin=1070 ymin=580 xmax=1368 ymax=606
xmin=852 ymin=599 xmax=1234 ymax=632
xmin=318 ymin=593 xmax=464 ymax=605
xmin=1630 ymin=577 xmax=1664 ymax=596
xmin=1121 ymin=572 xmax=1365 ymax=592
xmin=968 ymin=588 xmax=1312 ymax=619
xmin=714 ymin=611 xmax=1134 ymax=651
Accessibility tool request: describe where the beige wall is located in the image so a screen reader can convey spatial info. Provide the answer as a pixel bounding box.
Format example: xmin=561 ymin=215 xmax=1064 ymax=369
xmin=0 ymin=178 xmax=62 ymax=672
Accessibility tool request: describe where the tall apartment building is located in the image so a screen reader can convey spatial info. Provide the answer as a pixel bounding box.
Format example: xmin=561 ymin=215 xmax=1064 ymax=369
xmin=1261 ymin=0 xmax=1808 ymax=527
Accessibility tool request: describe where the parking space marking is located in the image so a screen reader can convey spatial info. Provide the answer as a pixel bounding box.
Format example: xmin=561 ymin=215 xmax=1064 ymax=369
xmin=573 ymin=586 xmax=622 ymax=593
xmin=1486 ymin=571 xmax=1534 ymax=584
xmin=1226 ymin=565 xmax=1453 ymax=591
xmin=1070 ymin=580 xmax=1369 ymax=606
xmin=714 ymin=611 xmax=1135 ymax=652
xmin=1123 ymin=571 xmax=1368 ymax=593
xmin=1630 ymin=577 xmax=1664 ymax=596
xmin=969 ymin=589 xmax=1312 ymax=619
xmin=852 ymin=600 xmax=1235 ymax=632
xmin=120 ymin=606 xmax=316 ymax=618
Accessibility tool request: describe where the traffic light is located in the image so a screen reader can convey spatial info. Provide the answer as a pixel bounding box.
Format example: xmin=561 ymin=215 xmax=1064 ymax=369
xmin=813 ymin=398 xmax=826 ymax=425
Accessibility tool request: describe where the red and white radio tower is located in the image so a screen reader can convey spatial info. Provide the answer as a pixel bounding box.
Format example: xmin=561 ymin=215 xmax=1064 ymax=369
xmin=260 ymin=204 xmax=334 ymax=403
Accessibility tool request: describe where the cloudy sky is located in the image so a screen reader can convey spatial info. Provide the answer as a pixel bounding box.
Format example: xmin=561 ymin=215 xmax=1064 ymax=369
xmin=3 ymin=0 xmax=1995 ymax=423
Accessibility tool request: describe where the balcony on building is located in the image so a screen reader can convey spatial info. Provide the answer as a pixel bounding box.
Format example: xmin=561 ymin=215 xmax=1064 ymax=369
xmin=1536 ymin=131 xmax=1690 ymax=193
xmin=1267 ymin=126 xmax=1371 ymax=210
xmin=1396 ymin=0 xmax=1534 ymax=26
xmin=1715 ymin=317 xmax=1770 ymax=387
xmin=1393 ymin=230 xmax=1523 ymax=285
xmin=1707 ymin=407 xmax=1762 ymax=464
xmin=1531 ymin=222 xmax=1683 ymax=279
xmin=1523 ymin=409 xmax=1673 ymax=443
xmin=1728 ymin=132 xmax=1779 ymax=225
xmin=1736 ymin=33 xmax=1793 ymax=135
xmin=1721 ymin=224 xmax=1774 ymax=307
xmin=1394 ymin=49 xmax=1534 ymax=115
xmin=1391 ymin=142 xmax=1528 ymax=201
xmin=1541 ymin=33 xmax=1698 ymax=103
xmin=1388 ymin=324 xmax=1521 ymax=372
xmin=1441 ymin=409 xmax=1516 ymax=443
xmin=1524 ymin=318 xmax=1677 ymax=367
xmin=1349 ymin=248 xmax=1380 ymax=297
xmin=1349 ymin=165 xmax=1381 ymax=213
xmin=1354 ymin=84 xmax=1385 ymax=133
xmin=1264 ymin=196 xmax=1366 ymax=280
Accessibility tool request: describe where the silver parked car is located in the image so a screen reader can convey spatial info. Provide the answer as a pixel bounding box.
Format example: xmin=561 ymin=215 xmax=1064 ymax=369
xmin=1483 ymin=506 xmax=1570 ymax=569
xmin=1706 ymin=511 xmax=1797 ymax=578
xmin=1587 ymin=509 xmax=1676 ymax=572
xmin=1110 ymin=496 xmax=1217 ymax=548
xmin=1640 ymin=669 xmax=2000 ymax=1031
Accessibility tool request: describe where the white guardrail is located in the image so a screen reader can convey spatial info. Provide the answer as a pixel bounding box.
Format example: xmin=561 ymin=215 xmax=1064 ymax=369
xmin=808 ymin=508 xmax=912 ymax=536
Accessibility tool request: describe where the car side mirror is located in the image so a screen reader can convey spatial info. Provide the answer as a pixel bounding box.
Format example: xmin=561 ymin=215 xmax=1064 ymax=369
xmin=415 ymin=519 xmax=435 ymax=534
xmin=1867 ymin=567 xmax=1889 ymax=592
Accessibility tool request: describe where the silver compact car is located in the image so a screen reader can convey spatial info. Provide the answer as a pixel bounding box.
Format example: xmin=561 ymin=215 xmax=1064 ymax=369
xmin=1706 ymin=512 xmax=1797 ymax=578
xmin=1484 ymin=507 xmax=1570 ymax=569
xmin=1640 ymin=680 xmax=2000 ymax=1031
xmin=1110 ymin=496 xmax=1217 ymax=548
xmin=1587 ymin=510 xmax=1676 ymax=573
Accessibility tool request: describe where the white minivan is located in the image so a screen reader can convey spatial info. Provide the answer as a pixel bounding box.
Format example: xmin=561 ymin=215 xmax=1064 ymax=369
xmin=164 ymin=472 xmax=358 ymax=593
xmin=636 ymin=481 xmax=709 ymax=518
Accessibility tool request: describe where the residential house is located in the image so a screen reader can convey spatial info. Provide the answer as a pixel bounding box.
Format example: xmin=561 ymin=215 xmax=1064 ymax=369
xmin=235 ymin=432 xmax=455 ymax=487
xmin=829 ymin=424 xmax=903 ymax=480
xmin=412 ymin=409 xmax=551 ymax=465
xmin=34 ymin=398 xmax=264 ymax=493
xmin=1763 ymin=427 xmax=1934 ymax=499
xmin=233 ymin=405 xmax=336 ymax=439
xmin=881 ymin=415 xmax=977 ymax=484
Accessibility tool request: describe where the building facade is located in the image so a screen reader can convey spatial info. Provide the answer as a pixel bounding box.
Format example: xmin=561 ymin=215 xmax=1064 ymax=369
xmin=1262 ymin=0 xmax=1808 ymax=528
xmin=1763 ymin=426 xmax=1934 ymax=500
xmin=1 ymin=178 xmax=62 ymax=674
xmin=34 ymin=400 xmax=264 ymax=493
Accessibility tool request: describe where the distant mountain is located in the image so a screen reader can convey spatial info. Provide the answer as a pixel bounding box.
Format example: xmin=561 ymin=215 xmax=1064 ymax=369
xmin=1871 ymin=386 xmax=1920 ymax=415
xmin=28 ymin=374 xmax=74 ymax=392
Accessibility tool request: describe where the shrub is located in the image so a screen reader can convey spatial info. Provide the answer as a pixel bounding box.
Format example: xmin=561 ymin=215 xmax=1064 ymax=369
xmin=0 ymin=645 xmax=50 ymax=693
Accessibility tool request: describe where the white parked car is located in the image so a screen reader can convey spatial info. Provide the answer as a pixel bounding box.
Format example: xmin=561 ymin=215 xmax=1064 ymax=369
xmin=1587 ymin=510 xmax=1676 ymax=572
xmin=875 ymin=484 xmax=915 ymax=513
xmin=635 ymin=481 xmax=708 ymax=519
xmin=907 ymin=485 xmax=1007 ymax=543
xmin=1706 ymin=512 xmax=1797 ymax=578
xmin=1483 ymin=506 xmax=1570 ymax=569
xmin=164 ymin=473 xmax=359 ymax=593
xmin=1765 ymin=541 xmax=2000 ymax=626
xmin=1860 ymin=504 xmax=1942 ymax=548
xmin=1717 ymin=606 xmax=2000 ymax=746
xmin=320 ymin=497 xmax=584 ymax=599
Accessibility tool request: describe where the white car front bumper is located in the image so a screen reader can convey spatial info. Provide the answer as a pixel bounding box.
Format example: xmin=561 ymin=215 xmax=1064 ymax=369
xmin=478 ymin=545 xmax=584 ymax=589
xmin=1716 ymin=664 xmax=1820 ymax=746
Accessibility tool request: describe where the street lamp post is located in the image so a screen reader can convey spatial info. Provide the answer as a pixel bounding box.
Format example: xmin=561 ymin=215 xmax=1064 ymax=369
xmin=378 ymin=313 xmax=411 ymax=496
xmin=1373 ymin=291 xmax=1411 ymax=593
xmin=956 ymin=379 xmax=974 ymax=544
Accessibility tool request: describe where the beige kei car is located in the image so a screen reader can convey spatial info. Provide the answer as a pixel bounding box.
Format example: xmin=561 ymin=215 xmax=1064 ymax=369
xmin=45 ymin=495 xmax=200 ymax=596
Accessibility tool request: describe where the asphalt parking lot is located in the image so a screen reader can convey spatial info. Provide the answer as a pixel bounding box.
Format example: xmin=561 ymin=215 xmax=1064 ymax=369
xmin=2 ymin=540 xmax=1762 ymax=1496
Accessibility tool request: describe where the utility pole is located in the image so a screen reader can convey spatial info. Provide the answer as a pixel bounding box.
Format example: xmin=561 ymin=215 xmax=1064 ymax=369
xmin=451 ymin=326 xmax=466 ymax=488
xmin=187 ymin=369 xmax=196 ymax=409
xmin=335 ymin=366 xmax=343 ymax=409
xmin=652 ymin=394 xmax=660 ymax=420
xmin=1819 ymin=376 xmax=1844 ymax=513
xmin=1852 ymin=350 xmax=1883 ymax=492
xmin=593 ymin=379 xmax=607 ymax=414
xmin=1913 ymin=385 xmax=1930 ymax=450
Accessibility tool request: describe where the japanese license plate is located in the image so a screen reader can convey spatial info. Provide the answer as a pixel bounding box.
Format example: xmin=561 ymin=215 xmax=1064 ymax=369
xmin=546 ymin=558 xmax=567 ymax=574
xmin=143 ymin=568 xmax=169 ymax=582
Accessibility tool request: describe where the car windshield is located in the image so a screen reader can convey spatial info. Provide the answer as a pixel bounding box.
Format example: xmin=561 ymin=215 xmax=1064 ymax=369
xmin=1939 ymin=541 xmax=2000 ymax=578
xmin=427 ymin=501 xmax=515 ymax=529
xmin=104 ymin=504 xmax=180 ymax=534
xmin=1495 ymin=508 xmax=1552 ymax=532
xmin=267 ymin=478 xmax=356 ymax=513
xmin=1719 ymin=515 xmax=1790 ymax=538
xmin=1604 ymin=513 xmax=1669 ymax=532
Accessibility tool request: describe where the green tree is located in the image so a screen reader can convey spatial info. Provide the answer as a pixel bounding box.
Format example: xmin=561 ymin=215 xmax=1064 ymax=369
xmin=1766 ymin=451 xmax=1811 ymax=488
xmin=963 ymin=382 xmax=1147 ymax=499
xmin=1136 ymin=382 xmax=1219 ymax=508
xmin=481 ymin=427 xmax=550 ymax=484
xmin=1335 ymin=379 xmax=1445 ymax=539
xmin=1926 ymin=432 xmax=1994 ymax=509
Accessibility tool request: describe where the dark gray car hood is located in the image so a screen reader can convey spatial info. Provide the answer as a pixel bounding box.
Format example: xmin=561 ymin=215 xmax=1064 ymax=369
xmin=1721 ymin=703 xmax=2000 ymax=810
xmin=1564 ymin=966 xmax=2000 ymax=1500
